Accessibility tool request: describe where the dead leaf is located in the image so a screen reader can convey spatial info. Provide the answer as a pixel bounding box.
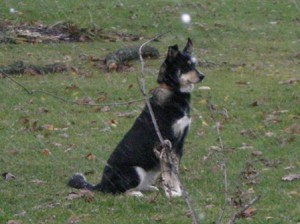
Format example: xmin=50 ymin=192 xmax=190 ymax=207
xmin=7 ymin=220 xmax=21 ymax=224
xmin=251 ymin=101 xmax=259 ymax=107
xmin=59 ymin=133 xmax=69 ymax=138
xmin=31 ymin=179 xmax=45 ymax=185
xmin=265 ymin=216 xmax=274 ymax=220
xmin=284 ymin=165 xmax=295 ymax=170
xmin=283 ymin=124 xmax=300 ymax=135
xmin=66 ymin=190 xmax=94 ymax=202
xmin=96 ymin=93 xmax=107 ymax=102
xmin=2 ymin=172 xmax=16 ymax=180
xmin=251 ymin=151 xmax=263 ymax=157
xmin=197 ymin=129 xmax=205 ymax=137
xmin=240 ymin=207 xmax=257 ymax=218
xmin=241 ymin=163 xmax=259 ymax=185
xmin=101 ymin=106 xmax=110 ymax=112
xmin=259 ymin=158 xmax=280 ymax=168
xmin=110 ymin=119 xmax=118 ymax=127
xmin=238 ymin=143 xmax=254 ymax=150
xmin=41 ymin=149 xmax=51 ymax=156
xmin=86 ymin=153 xmax=96 ymax=161
xmin=265 ymin=132 xmax=275 ymax=137
xmin=64 ymin=144 xmax=76 ymax=153
xmin=18 ymin=117 xmax=30 ymax=127
xmin=65 ymin=84 xmax=78 ymax=91
xmin=33 ymin=202 xmax=61 ymax=210
xmin=288 ymin=191 xmax=300 ymax=197
xmin=151 ymin=215 xmax=162 ymax=222
xmin=74 ymin=97 xmax=95 ymax=105
xmin=37 ymin=107 xmax=49 ymax=113
xmin=66 ymin=192 xmax=82 ymax=200
xmin=43 ymin=124 xmax=54 ymax=131
xmin=236 ymin=81 xmax=250 ymax=86
xmin=278 ymin=78 xmax=300 ymax=85
xmin=282 ymin=173 xmax=300 ymax=181
xmin=240 ymin=129 xmax=256 ymax=139
xmin=67 ymin=215 xmax=81 ymax=224
xmin=52 ymin=142 xmax=62 ymax=147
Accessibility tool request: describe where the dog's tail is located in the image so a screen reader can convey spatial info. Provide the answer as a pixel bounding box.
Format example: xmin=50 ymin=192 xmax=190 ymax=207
xmin=68 ymin=173 xmax=99 ymax=191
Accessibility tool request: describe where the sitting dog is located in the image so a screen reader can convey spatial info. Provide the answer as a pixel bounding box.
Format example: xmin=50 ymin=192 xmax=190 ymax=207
xmin=68 ymin=38 xmax=204 ymax=197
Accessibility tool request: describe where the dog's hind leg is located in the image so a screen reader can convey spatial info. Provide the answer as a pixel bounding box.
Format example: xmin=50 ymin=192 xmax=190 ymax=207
xmin=98 ymin=165 xmax=141 ymax=194
xmin=126 ymin=167 xmax=160 ymax=196
xmin=135 ymin=166 xmax=160 ymax=192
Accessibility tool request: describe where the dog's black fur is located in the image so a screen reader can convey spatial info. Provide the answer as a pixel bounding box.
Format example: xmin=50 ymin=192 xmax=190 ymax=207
xmin=68 ymin=38 xmax=204 ymax=196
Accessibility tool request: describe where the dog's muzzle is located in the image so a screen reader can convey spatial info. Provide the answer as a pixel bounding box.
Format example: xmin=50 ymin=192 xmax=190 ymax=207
xmin=197 ymin=70 xmax=205 ymax=82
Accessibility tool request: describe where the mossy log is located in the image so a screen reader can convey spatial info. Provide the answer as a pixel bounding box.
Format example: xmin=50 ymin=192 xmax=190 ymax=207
xmin=104 ymin=45 xmax=159 ymax=72
xmin=0 ymin=61 xmax=67 ymax=75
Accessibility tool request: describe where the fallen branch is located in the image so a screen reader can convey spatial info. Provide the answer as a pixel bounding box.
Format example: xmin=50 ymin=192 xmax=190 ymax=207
xmin=105 ymin=45 xmax=159 ymax=72
xmin=0 ymin=21 xmax=144 ymax=44
xmin=0 ymin=61 xmax=67 ymax=75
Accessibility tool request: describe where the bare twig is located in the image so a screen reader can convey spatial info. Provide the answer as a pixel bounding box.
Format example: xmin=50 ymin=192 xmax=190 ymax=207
xmin=137 ymin=33 xmax=199 ymax=224
xmin=204 ymin=94 xmax=229 ymax=224
xmin=2 ymin=72 xmax=145 ymax=107
xmin=229 ymin=195 xmax=261 ymax=224
xmin=137 ymin=32 xmax=169 ymax=143
xmin=216 ymin=121 xmax=228 ymax=224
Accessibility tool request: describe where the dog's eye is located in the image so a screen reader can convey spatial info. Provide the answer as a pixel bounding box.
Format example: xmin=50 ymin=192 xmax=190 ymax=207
xmin=186 ymin=60 xmax=196 ymax=68
xmin=191 ymin=57 xmax=197 ymax=64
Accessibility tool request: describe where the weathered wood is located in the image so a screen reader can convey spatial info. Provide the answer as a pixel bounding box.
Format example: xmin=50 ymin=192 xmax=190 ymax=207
xmin=154 ymin=140 xmax=181 ymax=198
xmin=104 ymin=45 xmax=159 ymax=71
xmin=0 ymin=61 xmax=67 ymax=75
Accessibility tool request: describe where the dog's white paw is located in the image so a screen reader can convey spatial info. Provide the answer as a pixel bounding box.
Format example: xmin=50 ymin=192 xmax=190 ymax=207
xmin=126 ymin=190 xmax=144 ymax=197
xmin=166 ymin=190 xmax=182 ymax=198
xmin=144 ymin=185 xmax=159 ymax=192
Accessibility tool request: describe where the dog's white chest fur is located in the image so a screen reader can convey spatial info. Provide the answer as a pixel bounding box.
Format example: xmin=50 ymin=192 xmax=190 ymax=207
xmin=172 ymin=115 xmax=191 ymax=138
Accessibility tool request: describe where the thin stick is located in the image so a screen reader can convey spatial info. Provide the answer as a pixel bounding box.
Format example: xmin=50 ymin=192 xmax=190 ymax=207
xmin=137 ymin=32 xmax=170 ymax=144
xmin=216 ymin=121 xmax=228 ymax=224
xmin=205 ymin=94 xmax=229 ymax=224
xmin=2 ymin=72 xmax=145 ymax=107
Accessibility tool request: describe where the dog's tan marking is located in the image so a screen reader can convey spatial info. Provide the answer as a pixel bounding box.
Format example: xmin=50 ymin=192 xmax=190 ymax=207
xmin=180 ymin=71 xmax=200 ymax=84
xmin=151 ymin=87 xmax=173 ymax=106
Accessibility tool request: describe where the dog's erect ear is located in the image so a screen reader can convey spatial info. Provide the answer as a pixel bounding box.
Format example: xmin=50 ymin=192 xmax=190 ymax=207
xmin=157 ymin=62 xmax=166 ymax=83
xmin=166 ymin=44 xmax=179 ymax=62
xmin=183 ymin=38 xmax=193 ymax=55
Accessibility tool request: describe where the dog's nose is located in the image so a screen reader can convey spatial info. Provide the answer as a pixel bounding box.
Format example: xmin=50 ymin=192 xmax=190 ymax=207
xmin=198 ymin=71 xmax=205 ymax=82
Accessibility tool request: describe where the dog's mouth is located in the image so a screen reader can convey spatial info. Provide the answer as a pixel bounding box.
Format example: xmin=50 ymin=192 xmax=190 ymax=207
xmin=181 ymin=71 xmax=205 ymax=84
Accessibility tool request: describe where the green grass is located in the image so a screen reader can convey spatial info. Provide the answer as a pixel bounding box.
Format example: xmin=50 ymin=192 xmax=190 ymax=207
xmin=1 ymin=0 xmax=300 ymax=223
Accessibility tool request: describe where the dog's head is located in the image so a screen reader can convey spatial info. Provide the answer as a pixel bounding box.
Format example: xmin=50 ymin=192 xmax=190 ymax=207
xmin=157 ymin=38 xmax=204 ymax=93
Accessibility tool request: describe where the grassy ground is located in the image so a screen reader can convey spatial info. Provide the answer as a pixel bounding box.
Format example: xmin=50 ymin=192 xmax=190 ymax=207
xmin=1 ymin=0 xmax=300 ymax=223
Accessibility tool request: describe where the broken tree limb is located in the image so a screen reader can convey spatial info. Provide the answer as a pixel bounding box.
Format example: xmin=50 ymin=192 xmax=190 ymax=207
xmin=0 ymin=61 xmax=67 ymax=75
xmin=154 ymin=140 xmax=179 ymax=198
xmin=154 ymin=140 xmax=199 ymax=224
xmin=104 ymin=45 xmax=159 ymax=72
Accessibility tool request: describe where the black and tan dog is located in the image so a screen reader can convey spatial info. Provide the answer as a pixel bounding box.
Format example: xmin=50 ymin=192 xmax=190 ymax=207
xmin=68 ymin=38 xmax=204 ymax=197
